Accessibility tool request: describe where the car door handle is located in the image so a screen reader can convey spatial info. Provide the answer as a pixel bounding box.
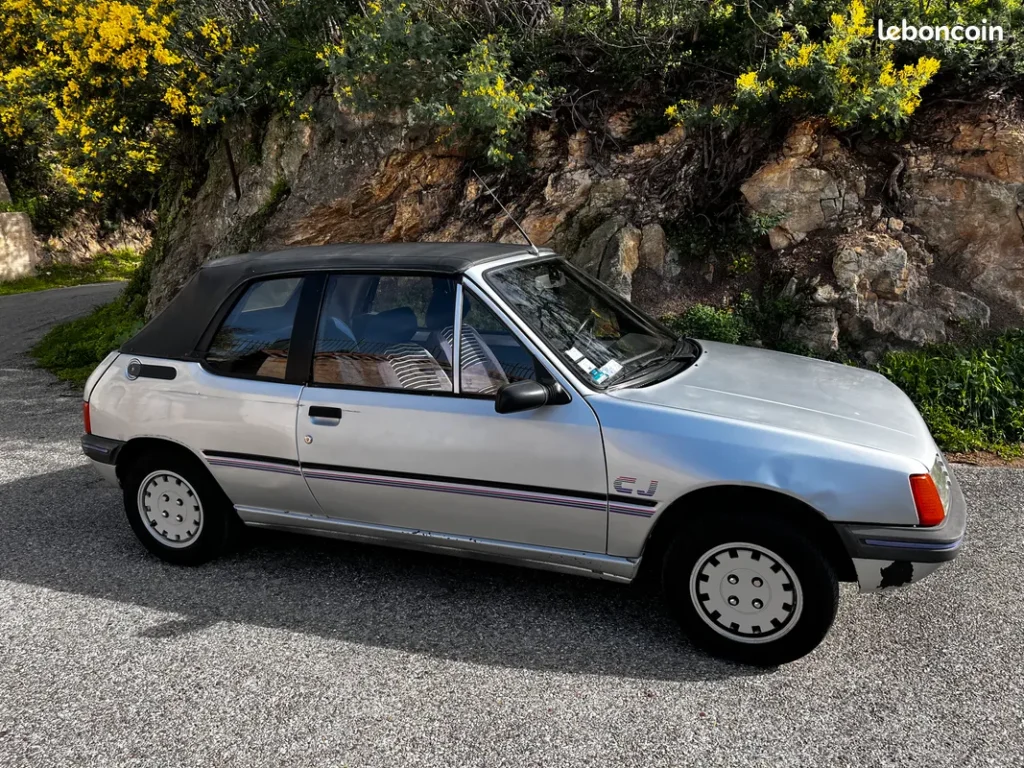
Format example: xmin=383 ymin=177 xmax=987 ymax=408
xmin=308 ymin=406 xmax=342 ymax=425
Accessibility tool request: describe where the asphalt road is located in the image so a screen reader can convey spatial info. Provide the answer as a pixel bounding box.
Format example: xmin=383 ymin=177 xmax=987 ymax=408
xmin=1 ymin=284 xmax=1022 ymax=767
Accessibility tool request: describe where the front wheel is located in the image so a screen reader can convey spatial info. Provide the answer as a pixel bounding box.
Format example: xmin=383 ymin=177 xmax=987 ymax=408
xmin=661 ymin=514 xmax=839 ymax=666
xmin=122 ymin=449 xmax=239 ymax=565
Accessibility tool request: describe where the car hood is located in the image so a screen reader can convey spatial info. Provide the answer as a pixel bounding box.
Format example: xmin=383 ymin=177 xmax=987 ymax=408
xmin=606 ymin=341 xmax=936 ymax=461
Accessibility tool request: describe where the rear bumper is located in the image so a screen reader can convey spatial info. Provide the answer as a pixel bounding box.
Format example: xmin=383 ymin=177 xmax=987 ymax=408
xmin=836 ymin=466 xmax=967 ymax=592
xmin=81 ymin=434 xmax=124 ymax=465
xmin=82 ymin=434 xmax=124 ymax=488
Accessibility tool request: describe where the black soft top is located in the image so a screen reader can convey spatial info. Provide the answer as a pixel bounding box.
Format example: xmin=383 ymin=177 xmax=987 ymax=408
xmin=121 ymin=242 xmax=543 ymax=360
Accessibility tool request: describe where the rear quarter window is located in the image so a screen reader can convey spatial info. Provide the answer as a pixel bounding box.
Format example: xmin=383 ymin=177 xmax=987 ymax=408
xmin=205 ymin=277 xmax=304 ymax=380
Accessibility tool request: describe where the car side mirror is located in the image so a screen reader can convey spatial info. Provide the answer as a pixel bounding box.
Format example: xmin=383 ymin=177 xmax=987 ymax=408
xmin=494 ymin=380 xmax=551 ymax=414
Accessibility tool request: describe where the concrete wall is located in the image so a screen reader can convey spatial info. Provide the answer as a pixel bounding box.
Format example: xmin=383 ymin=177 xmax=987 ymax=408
xmin=0 ymin=212 xmax=38 ymax=282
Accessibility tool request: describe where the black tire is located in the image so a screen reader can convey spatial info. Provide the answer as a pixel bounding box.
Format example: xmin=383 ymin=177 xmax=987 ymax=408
xmin=661 ymin=512 xmax=839 ymax=666
xmin=122 ymin=448 xmax=240 ymax=565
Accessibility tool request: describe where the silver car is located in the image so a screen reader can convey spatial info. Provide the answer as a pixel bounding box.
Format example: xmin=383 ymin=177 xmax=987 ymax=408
xmin=82 ymin=244 xmax=966 ymax=665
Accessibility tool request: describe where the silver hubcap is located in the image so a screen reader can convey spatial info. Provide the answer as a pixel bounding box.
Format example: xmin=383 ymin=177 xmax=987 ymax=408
xmin=137 ymin=470 xmax=203 ymax=549
xmin=689 ymin=542 xmax=803 ymax=644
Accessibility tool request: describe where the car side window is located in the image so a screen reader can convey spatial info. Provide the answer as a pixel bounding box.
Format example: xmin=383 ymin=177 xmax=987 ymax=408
xmin=451 ymin=295 xmax=544 ymax=396
xmin=205 ymin=277 xmax=304 ymax=380
xmin=371 ymin=275 xmax=435 ymax=326
xmin=312 ymin=274 xmax=455 ymax=392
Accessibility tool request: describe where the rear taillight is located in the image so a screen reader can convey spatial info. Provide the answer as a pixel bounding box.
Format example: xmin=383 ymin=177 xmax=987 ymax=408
xmin=910 ymin=473 xmax=945 ymax=526
xmin=83 ymin=401 xmax=91 ymax=435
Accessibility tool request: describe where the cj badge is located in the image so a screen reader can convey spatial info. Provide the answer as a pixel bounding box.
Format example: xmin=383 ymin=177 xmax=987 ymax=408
xmin=613 ymin=476 xmax=659 ymax=497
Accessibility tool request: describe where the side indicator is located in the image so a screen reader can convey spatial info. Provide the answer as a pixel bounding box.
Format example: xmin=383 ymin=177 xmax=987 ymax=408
xmin=83 ymin=401 xmax=92 ymax=435
xmin=910 ymin=474 xmax=945 ymax=526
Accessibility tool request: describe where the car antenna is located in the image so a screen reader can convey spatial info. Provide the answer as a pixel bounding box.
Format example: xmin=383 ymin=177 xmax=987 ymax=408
xmin=472 ymin=169 xmax=540 ymax=255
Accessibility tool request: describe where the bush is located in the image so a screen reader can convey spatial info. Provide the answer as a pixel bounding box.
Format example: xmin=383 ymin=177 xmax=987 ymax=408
xmin=878 ymin=331 xmax=1024 ymax=454
xmin=662 ymin=304 xmax=751 ymax=346
xmin=0 ymin=0 xmax=182 ymax=200
xmin=30 ymin=292 xmax=146 ymax=387
xmin=666 ymin=0 xmax=1022 ymax=135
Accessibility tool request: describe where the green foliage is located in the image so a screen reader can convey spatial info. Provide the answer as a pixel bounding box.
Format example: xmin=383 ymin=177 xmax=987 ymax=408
xmin=735 ymin=285 xmax=809 ymax=354
xmin=665 ymin=0 xmax=1022 ymax=135
xmin=661 ymin=304 xmax=751 ymax=345
xmin=878 ymin=331 xmax=1024 ymax=453
xmin=318 ymin=3 xmax=553 ymax=166
xmin=5 ymin=0 xmax=1023 ymax=210
xmin=0 ymin=248 xmax=141 ymax=297
xmin=30 ymin=290 xmax=146 ymax=386
xmin=667 ymin=211 xmax=783 ymax=268
xmin=318 ymin=0 xmax=454 ymax=115
xmin=0 ymin=192 xmax=80 ymax=236
xmin=440 ymin=35 xmax=553 ymax=165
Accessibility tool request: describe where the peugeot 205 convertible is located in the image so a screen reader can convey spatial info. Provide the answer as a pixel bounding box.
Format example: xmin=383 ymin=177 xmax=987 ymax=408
xmin=81 ymin=243 xmax=966 ymax=664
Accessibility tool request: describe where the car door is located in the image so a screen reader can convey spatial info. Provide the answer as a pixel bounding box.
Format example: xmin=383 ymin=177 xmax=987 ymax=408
xmin=194 ymin=274 xmax=323 ymax=518
xmin=296 ymin=271 xmax=609 ymax=554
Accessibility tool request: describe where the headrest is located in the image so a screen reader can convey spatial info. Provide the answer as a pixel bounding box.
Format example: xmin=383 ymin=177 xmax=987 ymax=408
xmin=362 ymin=307 xmax=418 ymax=344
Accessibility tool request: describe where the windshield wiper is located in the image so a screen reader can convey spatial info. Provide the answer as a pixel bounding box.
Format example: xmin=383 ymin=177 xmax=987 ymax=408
xmin=611 ymin=339 xmax=697 ymax=385
xmin=669 ymin=338 xmax=698 ymax=361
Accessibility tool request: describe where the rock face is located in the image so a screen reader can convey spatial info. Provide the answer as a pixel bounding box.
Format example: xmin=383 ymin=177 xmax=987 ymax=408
xmin=152 ymin=95 xmax=1022 ymax=360
xmin=905 ymin=117 xmax=1024 ymax=315
xmin=740 ymin=120 xmax=866 ymax=250
xmin=740 ymin=114 xmax=1022 ymax=356
xmin=785 ymin=306 xmax=839 ymax=354
xmin=833 ymin=232 xmax=911 ymax=304
xmin=149 ymin=90 xmax=692 ymax=316
xmin=0 ymin=212 xmax=38 ymax=282
xmin=570 ymin=217 xmax=641 ymax=299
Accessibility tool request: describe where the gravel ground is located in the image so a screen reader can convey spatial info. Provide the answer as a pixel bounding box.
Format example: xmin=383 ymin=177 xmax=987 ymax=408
xmin=1 ymin=284 xmax=1022 ymax=767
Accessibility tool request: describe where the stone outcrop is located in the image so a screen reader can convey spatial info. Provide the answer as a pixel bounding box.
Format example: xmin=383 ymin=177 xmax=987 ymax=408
xmin=740 ymin=120 xmax=866 ymax=249
xmin=39 ymin=211 xmax=151 ymax=266
xmin=905 ymin=116 xmax=1024 ymax=315
xmin=833 ymin=232 xmax=912 ymax=304
xmin=740 ymin=114 xmax=1024 ymax=356
xmin=570 ymin=216 xmax=641 ymax=299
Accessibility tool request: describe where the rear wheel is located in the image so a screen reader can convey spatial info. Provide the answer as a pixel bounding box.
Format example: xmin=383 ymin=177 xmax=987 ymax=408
xmin=122 ymin=449 xmax=239 ymax=565
xmin=661 ymin=512 xmax=839 ymax=665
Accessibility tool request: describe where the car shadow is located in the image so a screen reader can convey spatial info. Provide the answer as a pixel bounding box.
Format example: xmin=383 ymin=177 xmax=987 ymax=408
xmin=0 ymin=464 xmax=767 ymax=682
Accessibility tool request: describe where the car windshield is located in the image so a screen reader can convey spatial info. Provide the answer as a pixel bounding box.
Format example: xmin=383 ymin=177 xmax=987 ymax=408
xmin=485 ymin=259 xmax=692 ymax=389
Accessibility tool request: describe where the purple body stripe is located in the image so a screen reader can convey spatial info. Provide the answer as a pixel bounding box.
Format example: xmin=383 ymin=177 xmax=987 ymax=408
xmin=609 ymin=507 xmax=656 ymax=518
xmin=304 ymin=471 xmax=608 ymax=511
xmin=207 ymin=459 xmax=301 ymax=476
xmin=208 ymin=456 xmax=659 ymax=515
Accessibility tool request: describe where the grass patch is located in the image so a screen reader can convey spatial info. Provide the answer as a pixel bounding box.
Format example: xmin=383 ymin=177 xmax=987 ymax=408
xmin=0 ymin=248 xmax=141 ymax=297
xmin=30 ymin=270 xmax=148 ymax=388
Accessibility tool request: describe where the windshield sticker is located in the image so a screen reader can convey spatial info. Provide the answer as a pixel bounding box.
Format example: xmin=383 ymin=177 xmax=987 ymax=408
xmin=591 ymin=369 xmax=610 ymax=385
xmin=598 ymin=360 xmax=622 ymax=378
xmin=576 ymin=357 xmax=596 ymax=375
xmin=565 ymin=346 xmax=583 ymax=362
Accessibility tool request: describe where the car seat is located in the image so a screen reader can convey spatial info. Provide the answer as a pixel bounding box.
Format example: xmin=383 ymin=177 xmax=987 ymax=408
xmin=364 ymin=307 xmax=452 ymax=392
xmin=424 ymin=292 xmax=509 ymax=395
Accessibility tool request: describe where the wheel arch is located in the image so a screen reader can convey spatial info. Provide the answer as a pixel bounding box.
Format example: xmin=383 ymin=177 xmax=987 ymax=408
xmin=639 ymin=484 xmax=856 ymax=583
xmin=115 ymin=436 xmax=209 ymax=485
